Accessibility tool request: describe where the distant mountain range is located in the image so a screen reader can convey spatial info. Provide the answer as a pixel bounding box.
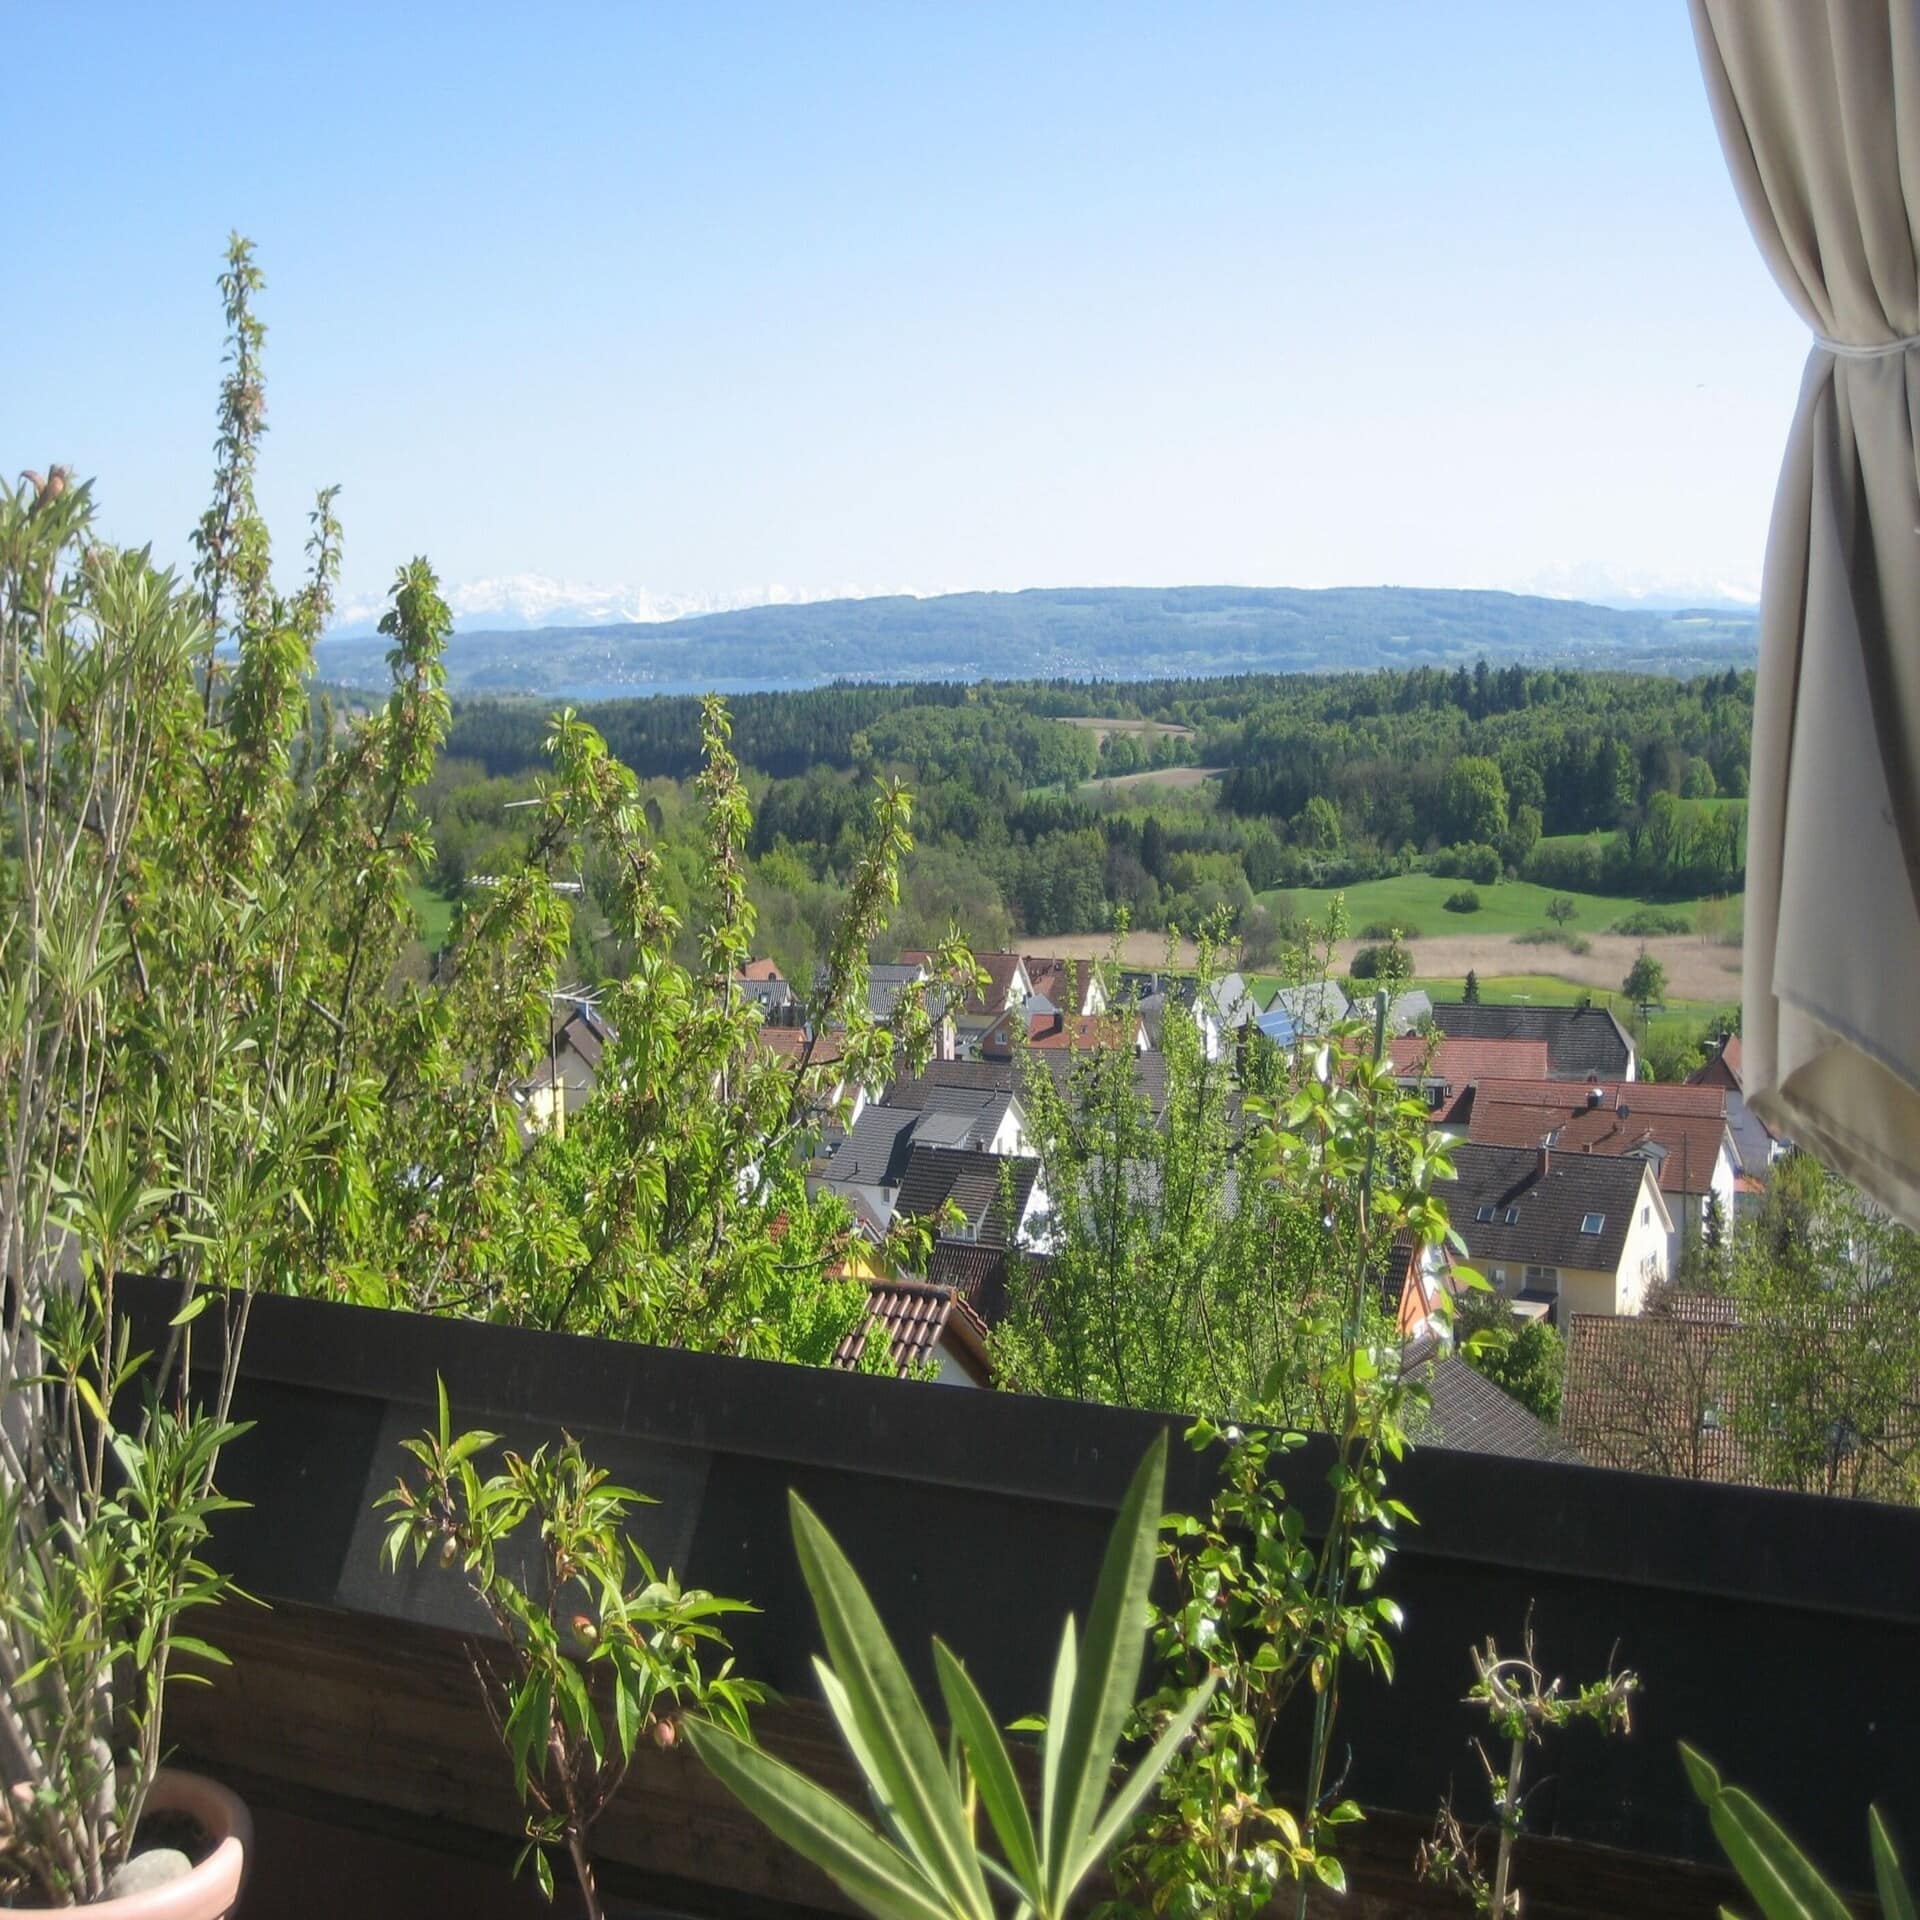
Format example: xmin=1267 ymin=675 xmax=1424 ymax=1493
xmin=313 ymin=585 xmax=1759 ymax=699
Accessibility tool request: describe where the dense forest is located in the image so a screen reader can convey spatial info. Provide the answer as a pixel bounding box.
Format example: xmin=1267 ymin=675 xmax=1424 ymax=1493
xmin=423 ymin=663 xmax=1753 ymax=982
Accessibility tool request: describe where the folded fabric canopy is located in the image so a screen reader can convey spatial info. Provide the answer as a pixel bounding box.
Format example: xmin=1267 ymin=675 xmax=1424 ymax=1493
xmin=1692 ymin=0 xmax=1920 ymax=1225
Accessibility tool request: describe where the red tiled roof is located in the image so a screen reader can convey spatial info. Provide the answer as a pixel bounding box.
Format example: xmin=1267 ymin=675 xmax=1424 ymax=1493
xmin=741 ymin=957 xmax=784 ymax=981
xmin=1388 ymin=1036 xmax=1550 ymax=1083
xmin=833 ymin=1280 xmax=991 ymax=1383
xmin=1467 ymin=1100 xmax=1733 ymax=1196
xmin=903 ymin=950 xmax=1025 ymax=1015
xmin=985 ymin=1010 xmax=1137 ymax=1057
xmin=1474 ymin=1078 xmax=1726 ymax=1117
xmin=1689 ymin=1034 xmax=1744 ymax=1091
xmin=751 ymin=1024 xmax=842 ymax=1066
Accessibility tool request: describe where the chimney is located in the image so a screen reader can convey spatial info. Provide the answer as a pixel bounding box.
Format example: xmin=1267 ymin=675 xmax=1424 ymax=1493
xmin=1587 ymin=1085 xmax=1605 ymax=1107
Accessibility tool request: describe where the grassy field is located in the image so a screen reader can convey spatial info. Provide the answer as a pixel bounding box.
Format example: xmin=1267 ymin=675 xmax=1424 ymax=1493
xmin=1058 ymin=716 xmax=1194 ymax=745
xmin=1080 ymin=765 xmax=1223 ymax=793
xmin=1410 ymin=973 xmax=1735 ymax=1044
xmin=408 ymin=884 xmax=455 ymax=951
xmin=1267 ymin=872 xmax=1729 ymax=939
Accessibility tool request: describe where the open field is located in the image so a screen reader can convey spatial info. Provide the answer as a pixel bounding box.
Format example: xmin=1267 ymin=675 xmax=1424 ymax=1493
xmin=1081 ymin=765 xmax=1223 ymax=793
xmin=1059 ymin=716 xmax=1194 ymax=746
xmin=1340 ymin=929 xmax=1741 ymax=1004
xmin=408 ymin=884 xmax=455 ymax=951
xmin=1037 ymin=930 xmax=1201 ymax=968
xmin=1273 ymin=872 xmax=1735 ymax=939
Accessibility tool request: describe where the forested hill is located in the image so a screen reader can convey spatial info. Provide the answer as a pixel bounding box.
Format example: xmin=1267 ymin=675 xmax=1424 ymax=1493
xmin=315 ymin=585 xmax=1756 ymax=697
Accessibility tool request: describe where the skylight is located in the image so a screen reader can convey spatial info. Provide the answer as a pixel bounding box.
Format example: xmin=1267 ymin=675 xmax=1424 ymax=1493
xmin=1475 ymin=1204 xmax=1495 ymax=1223
xmin=1504 ymin=1207 xmax=1520 ymax=1225
xmin=1580 ymin=1212 xmax=1606 ymax=1233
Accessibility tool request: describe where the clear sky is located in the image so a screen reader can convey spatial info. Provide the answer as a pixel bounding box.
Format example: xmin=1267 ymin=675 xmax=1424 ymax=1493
xmin=5 ymin=3 xmax=1809 ymax=625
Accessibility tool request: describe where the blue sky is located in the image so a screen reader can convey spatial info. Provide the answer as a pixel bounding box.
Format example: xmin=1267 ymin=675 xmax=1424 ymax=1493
xmin=6 ymin=4 xmax=1808 ymax=625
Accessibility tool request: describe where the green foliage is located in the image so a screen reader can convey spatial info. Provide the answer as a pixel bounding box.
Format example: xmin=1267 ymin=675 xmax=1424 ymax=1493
xmin=381 ymin=1383 xmax=760 ymax=1917
xmin=439 ymin=658 xmax=1754 ymax=943
xmin=1546 ymin=894 xmax=1578 ymax=925
xmin=1642 ymin=1023 xmax=1709 ymax=1085
xmin=1612 ymin=906 xmax=1692 ymax=936
xmin=1452 ymin=1294 xmax=1565 ymax=1424
xmin=1443 ymin=887 xmax=1482 ymax=915
xmin=1682 ymin=1746 xmax=1912 ymax=1920
xmin=1441 ymin=757 xmax=1508 ymax=849
xmin=1721 ymin=1157 xmax=1920 ymax=1503
xmin=1464 ymin=969 xmax=1481 ymax=1004
xmin=1623 ymin=947 xmax=1667 ymax=1006
xmin=0 ymin=236 xmax=453 ymax=1902
xmin=1420 ymin=1628 xmax=1637 ymax=1915
xmin=688 ymin=1436 xmax=1213 ymax=1920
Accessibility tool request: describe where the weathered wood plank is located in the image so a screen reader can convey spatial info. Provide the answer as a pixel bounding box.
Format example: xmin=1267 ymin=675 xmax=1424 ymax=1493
xmin=167 ymin=1597 xmax=1780 ymax=1920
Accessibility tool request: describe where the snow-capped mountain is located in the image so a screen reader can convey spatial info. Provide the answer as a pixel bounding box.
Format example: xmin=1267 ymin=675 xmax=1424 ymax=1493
xmin=327 ymin=573 xmax=923 ymax=638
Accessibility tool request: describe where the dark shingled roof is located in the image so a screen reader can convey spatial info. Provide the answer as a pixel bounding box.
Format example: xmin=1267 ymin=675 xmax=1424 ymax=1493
xmin=1443 ymin=1143 xmax=1655 ymax=1273
xmin=826 ymin=1106 xmax=921 ymax=1187
xmin=1430 ymin=1002 xmax=1636 ymax=1080
xmin=893 ymin=1147 xmax=1040 ymax=1248
xmin=832 ymin=1280 xmax=991 ymax=1383
xmin=1406 ymin=1348 xmax=1583 ymax=1463
xmin=926 ymin=1240 xmax=1056 ymax=1328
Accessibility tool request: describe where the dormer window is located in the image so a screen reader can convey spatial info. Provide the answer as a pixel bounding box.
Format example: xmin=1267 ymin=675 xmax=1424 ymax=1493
xmin=1580 ymin=1212 xmax=1606 ymax=1234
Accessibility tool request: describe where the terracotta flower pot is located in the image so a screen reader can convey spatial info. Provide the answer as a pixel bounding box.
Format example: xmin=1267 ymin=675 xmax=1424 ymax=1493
xmin=51 ymin=1771 xmax=251 ymax=1919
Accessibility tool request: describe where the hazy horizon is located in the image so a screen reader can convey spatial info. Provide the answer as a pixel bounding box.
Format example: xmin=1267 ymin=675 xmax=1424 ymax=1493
xmin=10 ymin=4 xmax=1804 ymax=624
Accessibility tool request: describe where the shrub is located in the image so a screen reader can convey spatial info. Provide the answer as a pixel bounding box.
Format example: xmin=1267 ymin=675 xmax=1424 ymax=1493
xmin=1350 ymin=940 xmax=1414 ymax=984
xmin=1443 ymin=887 xmax=1482 ymax=914
xmin=1515 ymin=927 xmax=1592 ymax=955
xmin=1430 ymin=842 xmax=1502 ymax=885
xmin=1613 ymin=907 xmax=1691 ymax=937
xmin=1357 ymin=917 xmax=1421 ymax=941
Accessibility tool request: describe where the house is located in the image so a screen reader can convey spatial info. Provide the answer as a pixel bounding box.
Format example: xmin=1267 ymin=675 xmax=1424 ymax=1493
xmin=1403 ymin=1342 xmax=1583 ymax=1465
xmin=1687 ymin=1033 xmax=1784 ymax=1176
xmin=1257 ymin=979 xmax=1351 ymax=1050
xmin=1561 ymin=1290 xmax=1920 ymax=1499
xmin=1022 ymin=955 xmax=1108 ymax=1017
xmin=1386 ymin=1035 xmax=1551 ymax=1118
xmin=832 ymin=1280 xmax=992 ymax=1386
xmin=1560 ymin=1293 xmax=1746 ymax=1484
xmin=892 ymin=1145 xmax=1045 ymax=1249
xmin=1463 ymin=1078 xmax=1739 ymax=1269
xmin=901 ymin=950 xmax=1031 ymax=1057
xmin=1138 ymin=986 xmax=1221 ymax=1060
xmin=808 ymin=1105 xmax=921 ymax=1233
xmin=1386 ymin=988 xmax=1434 ymax=1034
xmin=1429 ymin=1002 xmax=1637 ymax=1080
xmin=1208 ymin=971 xmax=1260 ymax=1033
xmin=873 ymin=1072 xmax=1027 ymax=1156
xmin=1440 ymin=1141 xmax=1672 ymax=1322
xmin=735 ymin=961 xmax=797 ymax=1017
xmin=980 ymin=1006 xmax=1149 ymax=1062
xmin=517 ymin=997 xmax=612 ymax=1136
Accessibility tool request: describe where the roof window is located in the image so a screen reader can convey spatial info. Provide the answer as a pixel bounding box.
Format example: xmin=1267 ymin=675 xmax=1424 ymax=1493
xmin=1580 ymin=1212 xmax=1606 ymax=1233
xmin=1474 ymin=1204 xmax=1495 ymax=1223
xmin=1504 ymin=1207 xmax=1520 ymax=1225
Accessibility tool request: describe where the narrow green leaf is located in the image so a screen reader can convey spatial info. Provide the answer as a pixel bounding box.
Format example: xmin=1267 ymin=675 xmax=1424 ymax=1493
xmin=1046 ymin=1432 xmax=1167 ymax=1912
xmin=933 ymin=1640 xmax=1042 ymax=1901
xmin=1039 ymin=1614 xmax=1076 ymax=1858
xmin=1067 ymin=1675 xmax=1215 ymax=1894
xmin=1871 ymin=1809 xmax=1915 ymax=1920
xmin=686 ymin=1718 xmax=953 ymax=1920
xmin=789 ymin=1493 xmax=992 ymax=1920
xmin=1682 ymin=1745 xmax=1851 ymax=1920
